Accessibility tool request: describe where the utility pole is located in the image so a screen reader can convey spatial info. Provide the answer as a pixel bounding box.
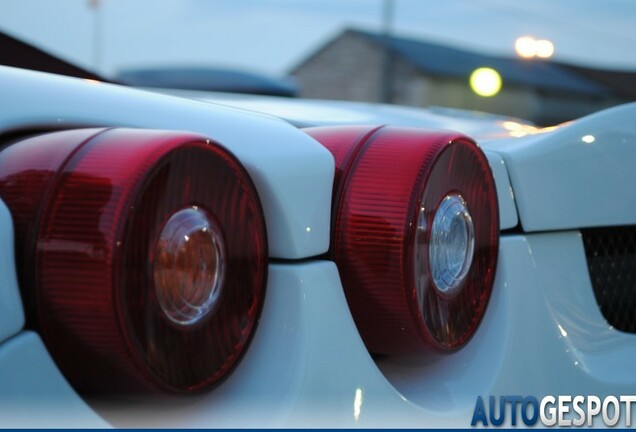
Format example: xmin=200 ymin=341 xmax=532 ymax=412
xmin=88 ymin=0 xmax=102 ymax=72
xmin=381 ymin=0 xmax=394 ymax=104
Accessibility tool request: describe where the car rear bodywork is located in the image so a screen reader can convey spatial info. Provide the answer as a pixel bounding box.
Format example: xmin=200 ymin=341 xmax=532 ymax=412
xmin=0 ymin=65 xmax=635 ymax=427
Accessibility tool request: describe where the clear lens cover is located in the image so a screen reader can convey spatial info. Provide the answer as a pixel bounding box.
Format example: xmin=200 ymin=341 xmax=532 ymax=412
xmin=154 ymin=207 xmax=225 ymax=326
xmin=428 ymin=194 xmax=475 ymax=295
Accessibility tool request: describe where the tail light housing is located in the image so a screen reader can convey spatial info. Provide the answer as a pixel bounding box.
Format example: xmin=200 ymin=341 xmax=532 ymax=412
xmin=306 ymin=126 xmax=499 ymax=355
xmin=0 ymin=128 xmax=267 ymax=393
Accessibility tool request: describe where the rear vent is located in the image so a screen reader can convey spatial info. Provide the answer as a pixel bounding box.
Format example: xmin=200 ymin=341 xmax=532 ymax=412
xmin=581 ymin=226 xmax=636 ymax=333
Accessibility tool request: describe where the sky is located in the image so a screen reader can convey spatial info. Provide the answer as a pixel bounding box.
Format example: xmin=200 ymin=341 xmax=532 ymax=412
xmin=1 ymin=0 xmax=635 ymax=78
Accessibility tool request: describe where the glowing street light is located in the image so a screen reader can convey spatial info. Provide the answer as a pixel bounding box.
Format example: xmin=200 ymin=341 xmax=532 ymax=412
xmin=469 ymin=68 xmax=502 ymax=97
xmin=515 ymin=36 xmax=554 ymax=59
xmin=515 ymin=36 xmax=536 ymax=59
xmin=535 ymin=39 xmax=555 ymax=59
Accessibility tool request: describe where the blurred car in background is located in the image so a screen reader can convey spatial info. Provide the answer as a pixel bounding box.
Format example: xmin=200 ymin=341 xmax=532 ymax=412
xmin=116 ymin=66 xmax=298 ymax=97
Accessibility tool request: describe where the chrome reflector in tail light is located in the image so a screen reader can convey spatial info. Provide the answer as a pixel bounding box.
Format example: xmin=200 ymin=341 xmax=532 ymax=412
xmin=306 ymin=126 xmax=498 ymax=354
xmin=0 ymin=128 xmax=267 ymax=393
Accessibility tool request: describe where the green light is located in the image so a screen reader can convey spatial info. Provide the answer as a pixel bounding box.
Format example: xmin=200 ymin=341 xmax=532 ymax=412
xmin=469 ymin=68 xmax=502 ymax=97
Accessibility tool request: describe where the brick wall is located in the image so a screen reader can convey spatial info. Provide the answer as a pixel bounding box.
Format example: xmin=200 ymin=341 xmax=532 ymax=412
xmin=292 ymin=31 xmax=427 ymax=105
xmin=292 ymin=31 xmax=384 ymax=102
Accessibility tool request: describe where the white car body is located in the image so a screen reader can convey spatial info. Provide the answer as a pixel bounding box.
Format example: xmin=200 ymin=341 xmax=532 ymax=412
xmin=0 ymin=65 xmax=635 ymax=428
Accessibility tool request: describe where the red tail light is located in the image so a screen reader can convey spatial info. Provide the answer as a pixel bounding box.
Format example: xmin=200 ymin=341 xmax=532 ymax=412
xmin=306 ymin=126 xmax=499 ymax=354
xmin=0 ymin=128 xmax=267 ymax=393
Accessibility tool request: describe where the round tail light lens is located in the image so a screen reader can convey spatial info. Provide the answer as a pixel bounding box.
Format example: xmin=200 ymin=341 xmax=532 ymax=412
xmin=154 ymin=207 xmax=226 ymax=327
xmin=0 ymin=128 xmax=267 ymax=393
xmin=306 ymin=126 xmax=499 ymax=354
xmin=427 ymin=193 xmax=475 ymax=295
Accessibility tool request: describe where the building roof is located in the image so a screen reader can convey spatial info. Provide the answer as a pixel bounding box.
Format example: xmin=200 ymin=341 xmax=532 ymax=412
xmin=348 ymin=29 xmax=610 ymax=96
xmin=0 ymin=30 xmax=106 ymax=82
xmin=557 ymin=64 xmax=636 ymax=100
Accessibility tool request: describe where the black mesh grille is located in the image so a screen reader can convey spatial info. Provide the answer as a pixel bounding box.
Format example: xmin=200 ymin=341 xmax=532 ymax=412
xmin=581 ymin=226 xmax=636 ymax=333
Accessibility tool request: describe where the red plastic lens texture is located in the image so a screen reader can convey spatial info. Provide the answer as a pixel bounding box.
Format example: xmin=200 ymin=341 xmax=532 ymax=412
xmin=305 ymin=125 xmax=499 ymax=354
xmin=0 ymin=128 xmax=267 ymax=393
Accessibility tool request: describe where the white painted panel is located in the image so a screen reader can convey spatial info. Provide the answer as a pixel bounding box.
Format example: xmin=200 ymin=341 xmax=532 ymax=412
xmin=0 ymin=66 xmax=334 ymax=259
xmin=0 ymin=199 xmax=23 ymax=344
xmin=0 ymin=332 xmax=109 ymax=428
xmin=484 ymin=150 xmax=518 ymax=229
xmin=484 ymin=103 xmax=636 ymax=231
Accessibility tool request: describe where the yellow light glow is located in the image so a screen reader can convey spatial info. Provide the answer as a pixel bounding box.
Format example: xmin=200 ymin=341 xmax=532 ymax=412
xmin=582 ymin=135 xmax=595 ymax=144
xmin=515 ymin=36 xmax=555 ymax=59
xmin=501 ymin=121 xmax=539 ymax=137
xmin=491 ymin=121 xmax=566 ymax=139
xmin=502 ymin=121 xmax=524 ymax=131
xmin=535 ymin=39 xmax=555 ymax=58
xmin=538 ymin=125 xmax=564 ymax=134
xmin=469 ymin=68 xmax=502 ymax=97
xmin=515 ymin=36 xmax=536 ymax=58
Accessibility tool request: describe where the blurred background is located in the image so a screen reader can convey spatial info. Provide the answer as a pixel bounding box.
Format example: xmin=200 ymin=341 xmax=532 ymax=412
xmin=1 ymin=0 xmax=635 ymax=125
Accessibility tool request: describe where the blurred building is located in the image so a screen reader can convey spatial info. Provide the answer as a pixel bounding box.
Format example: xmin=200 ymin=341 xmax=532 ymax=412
xmin=290 ymin=29 xmax=634 ymax=125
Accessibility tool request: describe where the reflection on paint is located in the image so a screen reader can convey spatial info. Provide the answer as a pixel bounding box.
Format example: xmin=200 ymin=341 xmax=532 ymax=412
xmin=354 ymin=388 xmax=363 ymax=421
